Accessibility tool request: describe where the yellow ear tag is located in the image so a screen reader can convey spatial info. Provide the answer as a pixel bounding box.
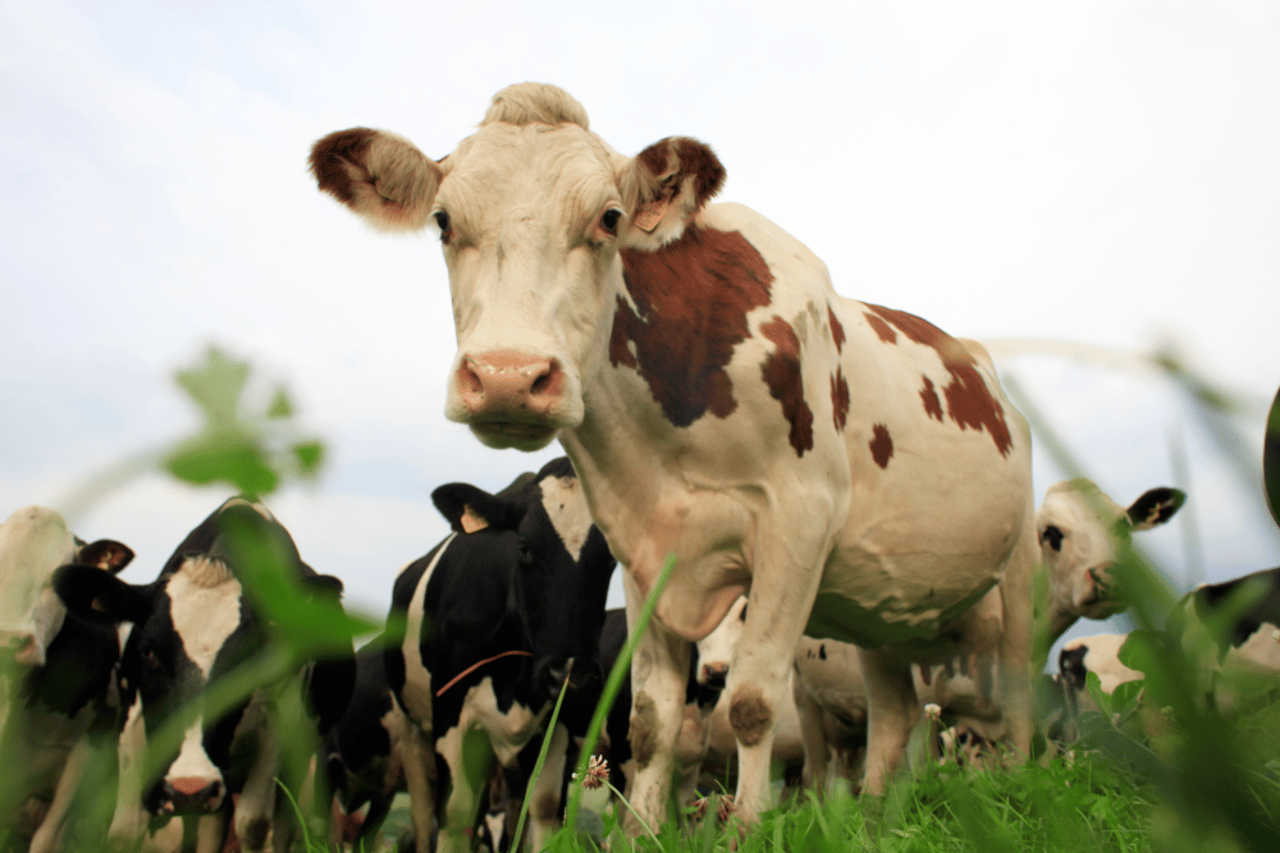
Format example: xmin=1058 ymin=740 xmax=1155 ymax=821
xmin=460 ymin=506 xmax=489 ymax=534
xmin=632 ymin=195 xmax=673 ymax=232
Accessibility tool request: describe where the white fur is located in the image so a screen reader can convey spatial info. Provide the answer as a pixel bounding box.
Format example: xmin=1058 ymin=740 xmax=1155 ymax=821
xmin=539 ymin=475 xmax=592 ymax=562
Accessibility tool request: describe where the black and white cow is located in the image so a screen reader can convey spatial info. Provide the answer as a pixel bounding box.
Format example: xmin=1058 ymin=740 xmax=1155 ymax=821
xmin=53 ymin=497 xmax=356 ymax=853
xmin=0 ymin=505 xmax=134 ymax=853
xmin=388 ymin=457 xmax=616 ymax=853
xmin=324 ymin=641 xmax=410 ymax=851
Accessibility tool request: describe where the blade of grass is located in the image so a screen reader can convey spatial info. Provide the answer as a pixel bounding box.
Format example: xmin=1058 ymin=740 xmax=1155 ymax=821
xmin=512 ymin=659 xmax=573 ymax=850
xmin=564 ymin=554 xmax=678 ymax=833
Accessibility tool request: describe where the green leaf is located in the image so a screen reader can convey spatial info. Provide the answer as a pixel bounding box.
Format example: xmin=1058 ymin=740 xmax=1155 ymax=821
xmin=291 ymin=441 xmax=324 ymax=474
xmin=164 ymin=431 xmax=278 ymax=495
xmin=1086 ymin=670 xmax=1112 ymax=718
xmin=175 ymin=347 xmax=250 ymax=430
xmin=267 ymin=386 xmax=294 ymax=418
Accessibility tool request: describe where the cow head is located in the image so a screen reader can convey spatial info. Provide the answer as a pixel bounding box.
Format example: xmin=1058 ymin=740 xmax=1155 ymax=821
xmin=0 ymin=505 xmax=132 ymax=668
xmin=1037 ymin=479 xmax=1184 ymax=640
xmin=312 ymin=83 xmax=725 ymax=451
xmin=695 ymin=596 xmax=748 ymax=691
xmin=432 ymin=457 xmax=617 ymax=704
xmin=54 ymin=498 xmax=346 ymax=816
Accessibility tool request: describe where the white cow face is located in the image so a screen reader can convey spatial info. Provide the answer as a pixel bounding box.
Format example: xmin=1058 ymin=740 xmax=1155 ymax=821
xmin=695 ymin=596 xmax=748 ymax=689
xmin=0 ymin=506 xmax=132 ymax=667
xmin=1037 ymin=479 xmax=1184 ymax=638
xmin=311 ymin=83 xmax=725 ymax=451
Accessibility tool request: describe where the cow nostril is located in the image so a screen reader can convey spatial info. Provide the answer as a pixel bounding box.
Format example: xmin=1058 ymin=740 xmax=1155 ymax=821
xmin=457 ymin=359 xmax=485 ymax=396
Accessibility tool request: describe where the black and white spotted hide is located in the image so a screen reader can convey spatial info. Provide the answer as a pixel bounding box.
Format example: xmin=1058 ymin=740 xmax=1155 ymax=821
xmin=53 ymin=497 xmax=355 ymax=853
xmin=0 ymin=505 xmax=134 ymax=853
xmin=387 ymin=457 xmax=617 ymax=853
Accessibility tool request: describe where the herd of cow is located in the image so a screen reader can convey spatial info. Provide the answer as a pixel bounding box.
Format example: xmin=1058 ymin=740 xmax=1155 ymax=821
xmin=3 ymin=81 xmax=1278 ymax=852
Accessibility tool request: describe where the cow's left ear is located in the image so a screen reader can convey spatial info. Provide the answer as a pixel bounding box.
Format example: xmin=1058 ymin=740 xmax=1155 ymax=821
xmin=1127 ymin=488 xmax=1186 ymax=530
xmin=618 ymin=137 xmax=725 ymax=250
xmin=303 ymin=573 xmax=345 ymax=599
xmin=432 ymin=483 xmax=525 ymax=534
xmin=76 ymin=539 xmax=135 ymax=574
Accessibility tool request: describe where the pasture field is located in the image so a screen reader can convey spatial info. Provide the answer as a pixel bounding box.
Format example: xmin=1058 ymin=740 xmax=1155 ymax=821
xmin=4 ymin=351 xmax=1277 ymax=853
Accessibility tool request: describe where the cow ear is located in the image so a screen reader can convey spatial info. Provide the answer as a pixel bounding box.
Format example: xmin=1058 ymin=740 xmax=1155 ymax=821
xmin=77 ymin=539 xmax=135 ymax=574
xmin=1126 ymin=488 xmax=1186 ymax=530
xmin=53 ymin=564 xmax=153 ymax=624
xmin=310 ymin=128 xmax=443 ymax=233
xmin=303 ymin=573 xmax=345 ymax=599
xmin=618 ymin=137 xmax=725 ymax=250
xmin=432 ymin=483 xmax=524 ymax=534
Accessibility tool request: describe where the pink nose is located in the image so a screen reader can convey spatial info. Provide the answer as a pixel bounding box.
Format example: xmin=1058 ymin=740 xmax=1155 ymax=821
xmin=701 ymin=662 xmax=730 ymax=687
xmin=455 ymin=351 xmax=564 ymax=418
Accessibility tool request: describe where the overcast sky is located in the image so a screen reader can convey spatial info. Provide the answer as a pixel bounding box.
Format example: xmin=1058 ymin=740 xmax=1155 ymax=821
xmin=2 ymin=1 xmax=1277 ymax=659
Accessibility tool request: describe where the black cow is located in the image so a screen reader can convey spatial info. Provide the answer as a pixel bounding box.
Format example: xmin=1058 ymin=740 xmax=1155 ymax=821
xmin=324 ymin=641 xmax=409 ymax=850
xmin=54 ymin=497 xmax=356 ymax=853
xmin=387 ymin=457 xmax=616 ymax=853
xmin=0 ymin=505 xmax=133 ymax=853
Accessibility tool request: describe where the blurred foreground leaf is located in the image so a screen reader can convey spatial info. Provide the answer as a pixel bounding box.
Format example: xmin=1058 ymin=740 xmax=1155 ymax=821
xmin=162 ymin=346 xmax=325 ymax=498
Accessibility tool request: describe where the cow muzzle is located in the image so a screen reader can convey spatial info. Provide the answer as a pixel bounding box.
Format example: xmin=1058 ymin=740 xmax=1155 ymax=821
xmin=161 ymin=777 xmax=225 ymax=814
xmin=448 ymin=351 xmax=573 ymax=449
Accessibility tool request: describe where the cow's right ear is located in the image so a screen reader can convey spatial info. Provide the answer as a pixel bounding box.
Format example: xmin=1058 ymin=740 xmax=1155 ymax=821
xmin=1127 ymin=488 xmax=1186 ymax=530
xmin=53 ymin=564 xmax=153 ymax=624
xmin=76 ymin=539 xmax=135 ymax=574
xmin=432 ymin=483 xmax=525 ymax=534
xmin=617 ymin=136 xmax=725 ymax=251
xmin=310 ymin=128 xmax=443 ymax=233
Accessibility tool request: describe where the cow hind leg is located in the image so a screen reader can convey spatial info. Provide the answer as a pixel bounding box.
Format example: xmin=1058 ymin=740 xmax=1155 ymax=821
xmin=793 ymin=674 xmax=831 ymax=795
xmin=857 ymin=647 xmax=918 ymax=796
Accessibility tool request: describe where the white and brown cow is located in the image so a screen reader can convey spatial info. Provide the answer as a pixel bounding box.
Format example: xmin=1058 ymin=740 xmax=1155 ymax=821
xmin=312 ymin=82 xmax=1039 ymax=825
xmin=0 ymin=505 xmax=134 ymax=853
xmin=790 ymin=478 xmax=1183 ymax=788
xmin=1036 ymin=479 xmax=1184 ymax=657
xmin=54 ymin=497 xmax=356 ymax=853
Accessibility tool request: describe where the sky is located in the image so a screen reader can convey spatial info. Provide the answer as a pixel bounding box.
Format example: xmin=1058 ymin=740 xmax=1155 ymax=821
xmin=1 ymin=0 xmax=1277 ymax=662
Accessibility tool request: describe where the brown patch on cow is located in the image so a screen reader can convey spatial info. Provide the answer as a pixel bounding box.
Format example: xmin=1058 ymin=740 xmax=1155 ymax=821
xmin=831 ymin=369 xmax=850 ymax=431
xmin=533 ymin=787 xmax=560 ymax=820
xmin=760 ymin=316 xmax=814 ymax=456
xmin=241 ymin=816 xmax=270 ymax=851
xmin=728 ymin=685 xmax=773 ymax=747
xmin=828 ymin=305 xmax=846 ymax=353
xmin=613 ymin=226 xmax=774 ymax=426
xmin=631 ymin=691 xmax=659 ymax=768
xmin=309 ymin=128 xmax=377 ymax=205
xmin=635 ymin=137 xmax=727 ymax=209
xmin=869 ymin=424 xmax=894 ymax=469
xmin=920 ymin=375 xmax=944 ymax=422
xmin=864 ymin=311 xmax=897 ymax=344
xmin=864 ymin=304 xmax=1013 ymax=457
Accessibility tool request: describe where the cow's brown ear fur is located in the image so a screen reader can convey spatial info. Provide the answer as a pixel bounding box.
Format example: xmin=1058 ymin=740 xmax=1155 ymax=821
xmin=619 ymin=137 xmax=725 ymax=250
xmin=310 ymin=128 xmax=442 ymax=233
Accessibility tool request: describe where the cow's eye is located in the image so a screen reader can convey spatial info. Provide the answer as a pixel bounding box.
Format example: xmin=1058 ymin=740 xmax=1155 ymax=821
xmin=600 ymin=208 xmax=622 ymax=234
xmin=1041 ymin=525 xmax=1064 ymax=551
xmin=434 ymin=211 xmax=451 ymax=238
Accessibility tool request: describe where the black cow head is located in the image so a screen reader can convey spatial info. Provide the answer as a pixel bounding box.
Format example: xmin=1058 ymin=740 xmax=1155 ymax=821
xmin=55 ymin=497 xmax=352 ymax=816
xmin=432 ymin=457 xmax=617 ymax=706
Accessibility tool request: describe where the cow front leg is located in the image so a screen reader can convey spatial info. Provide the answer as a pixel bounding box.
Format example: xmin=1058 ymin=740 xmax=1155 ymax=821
xmin=527 ymin=722 xmax=570 ymax=851
xmin=399 ymin=713 xmax=437 ymax=853
xmin=858 ymin=647 xmax=918 ymax=795
xmin=108 ymin=695 xmax=149 ymax=849
xmin=435 ymin=725 xmax=494 ymax=853
xmin=726 ymin=574 xmax=823 ymax=824
xmin=233 ymin=711 xmax=280 ymax=853
xmin=793 ymin=669 xmax=831 ymax=795
xmin=623 ymin=610 xmax=690 ymax=836
xmin=27 ymin=737 xmax=91 ymax=853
